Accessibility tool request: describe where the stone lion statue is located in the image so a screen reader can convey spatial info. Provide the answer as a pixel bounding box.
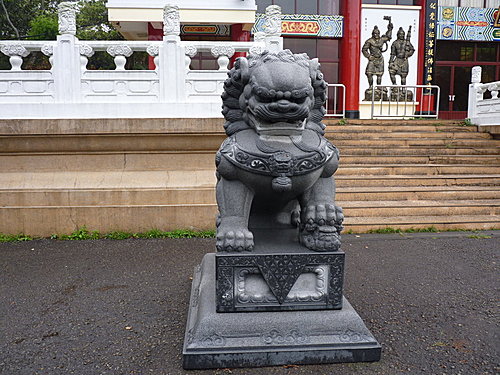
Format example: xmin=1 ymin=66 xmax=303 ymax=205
xmin=215 ymin=50 xmax=343 ymax=252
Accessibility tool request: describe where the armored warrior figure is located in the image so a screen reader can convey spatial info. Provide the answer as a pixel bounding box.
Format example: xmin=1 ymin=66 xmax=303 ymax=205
xmin=362 ymin=17 xmax=393 ymax=101
xmin=389 ymin=26 xmax=415 ymax=101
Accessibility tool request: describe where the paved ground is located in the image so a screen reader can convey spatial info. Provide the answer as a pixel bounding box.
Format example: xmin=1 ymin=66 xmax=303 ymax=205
xmin=0 ymin=231 xmax=498 ymax=375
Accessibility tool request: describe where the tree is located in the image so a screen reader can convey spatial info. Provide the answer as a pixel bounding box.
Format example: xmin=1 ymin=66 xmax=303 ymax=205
xmin=0 ymin=0 xmax=62 ymax=40
xmin=0 ymin=0 xmax=141 ymax=70
xmin=27 ymin=13 xmax=58 ymax=40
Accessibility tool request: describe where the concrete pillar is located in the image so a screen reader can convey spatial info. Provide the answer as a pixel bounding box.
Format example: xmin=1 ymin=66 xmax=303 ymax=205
xmin=230 ymin=24 xmax=251 ymax=66
xmin=339 ymin=0 xmax=362 ymax=119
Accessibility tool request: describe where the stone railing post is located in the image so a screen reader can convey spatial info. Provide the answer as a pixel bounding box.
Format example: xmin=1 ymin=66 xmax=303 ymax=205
xmin=0 ymin=45 xmax=30 ymax=70
xmin=41 ymin=44 xmax=55 ymax=69
xmin=263 ymin=5 xmax=283 ymax=53
xmin=159 ymin=4 xmax=186 ymax=102
xmin=107 ymin=45 xmax=132 ymax=70
xmin=211 ymin=46 xmax=235 ymax=70
xmin=184 ymin=45 xmax=197 ymax=71
xmin=54 ymin=1 xmax=81 ymax=103
xmin=79 ymin=44 xmax=94 ymax=71
xmin=468 ymin=66 xmax=482 ymax=120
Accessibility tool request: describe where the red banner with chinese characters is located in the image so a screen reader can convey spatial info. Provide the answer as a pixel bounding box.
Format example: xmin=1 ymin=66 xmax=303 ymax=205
xmin=424 ymin=0 xmax=438 ymax=85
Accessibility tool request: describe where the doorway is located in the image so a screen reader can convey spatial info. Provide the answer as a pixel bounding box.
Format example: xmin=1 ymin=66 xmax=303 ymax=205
xmin=435 ymin=41 xmax=500 ymax=120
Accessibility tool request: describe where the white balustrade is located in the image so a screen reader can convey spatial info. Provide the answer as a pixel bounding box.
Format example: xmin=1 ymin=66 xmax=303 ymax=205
xmin=0 ymin=4 xmax=281 ymax=119
xmin=468 ymin=66 xmax=500 ymax=126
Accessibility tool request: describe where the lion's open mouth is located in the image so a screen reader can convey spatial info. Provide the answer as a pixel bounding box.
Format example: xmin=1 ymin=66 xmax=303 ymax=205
xmin=248 ymin=112 xmax=306 ymax=136
xmin=251 ymin=102 xmax=309 ymax=122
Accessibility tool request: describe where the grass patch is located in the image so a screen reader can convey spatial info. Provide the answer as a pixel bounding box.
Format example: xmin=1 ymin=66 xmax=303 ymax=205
xmin=337 ymin=119 xmax=348 ymax=125
xmin=0 ymin=227 xmax=216 ymax=242
xmin=367 ymin=226 xmax=438 ymax=234
xmin=0 ymin=233 xmax=34 ymax=242
xmin=467 ymin=234 xmax=492 ymax=239
xmin=104 ymin=231 xmax=138 ymax=240
xmin=459 ymin=118 xmax=474 ymax=126
xmin=59 ymin=227 xmax=100 ymax=241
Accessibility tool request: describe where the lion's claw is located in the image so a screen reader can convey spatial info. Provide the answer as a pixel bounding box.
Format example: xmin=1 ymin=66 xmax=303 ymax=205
xmin=302 ymin=204 xmax=343 ymax=230
xmin=216 ymin=228 xmax=254 ymax=252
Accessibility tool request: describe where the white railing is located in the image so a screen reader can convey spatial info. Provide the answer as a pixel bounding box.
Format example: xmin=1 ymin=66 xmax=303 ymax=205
xmin=468 ymin=66 xmax=500 ymax=126
xmin=370 ymin=84 xmax=440 ymax=119
xmin=0 ymin=3 xmax=282 ymax=119
xmin=324 ymin=83 xmax=345 ymax=118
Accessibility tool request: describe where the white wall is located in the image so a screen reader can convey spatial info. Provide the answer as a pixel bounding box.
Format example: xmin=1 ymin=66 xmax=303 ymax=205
xmin=359 ymin=6 xmax=421 ymax=99
xmin=106 ymin=0 xmax=257 ymax=11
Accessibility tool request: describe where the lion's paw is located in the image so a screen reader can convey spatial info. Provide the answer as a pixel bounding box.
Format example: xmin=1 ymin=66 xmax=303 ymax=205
xmin=216 ymin=228 xmax=254 ymax=252
xmin=302 ymin=204 xmax=343 ymax=229
xmin=300 ymin=226 xmax=341 ymax=252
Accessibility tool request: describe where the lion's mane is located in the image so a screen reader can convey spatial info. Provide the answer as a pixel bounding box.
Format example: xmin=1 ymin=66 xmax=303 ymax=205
xmin=221 ymin=50 xmax=327 ymax=136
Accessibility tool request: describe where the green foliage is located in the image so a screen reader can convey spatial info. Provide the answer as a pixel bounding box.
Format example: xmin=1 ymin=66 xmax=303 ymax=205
xmin=138 ymin=229 xmax=216 ymax=239
xmin=27 ymin=13 xmax=58 ymax=40
xmin=0 ymin=227 xmax=217 ymax=241
xmin=367 ymin=226 xmax=439 ymax=234
xmin=104 ymin=231 xmax=137 ymax=240
xmin=459 ymin=118 xmax=474 ymax=126
xmin=60 ymin=227 xmax=100 ymax=240
xmin=337 ymin=119 xmax=348 ymax=125
xmin=467 ymin=234 xmax=492 ymax=239
xmin=76 ymin=0 xmax=122 ymax=41
xmin=0 ymin=233 xmax=33 ymax=242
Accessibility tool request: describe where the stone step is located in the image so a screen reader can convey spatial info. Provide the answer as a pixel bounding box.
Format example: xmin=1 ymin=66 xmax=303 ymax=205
xmin=323 ymin=119 xmax=466 ymax=126
xmin=0 ymin=152 xmax=218 ymax=172
xmin=0 ymin=187 xmax=215 ymax=207
xmin=341 ymin=155 xmax=500 ymax=165
xmin=340 ymin=200 xmax=500 ymax=217
xmin=2 ymin=150 xmax=498 ymax=173
xmin=336 ymin=174 xmax=500 ymax=187
xmin=1 ymin=204 xmax=498 ymax=237
xmin=0 ymin=133 xmax=226 ymax=153
xmin=336 ymin=147 xmax=500 ymax=156
xmin=325 ymin=125 xmax=479 ymax=133
xmin=326 ymin=131 xmax=492 ymax=140
xmin=3 ymin=183 xmax=498 ymax=207
xmin=0 ymin=204 xmax=220 ymax=237
xmin=336 ymin=186 xmax=500 ymax=201
xmin=1 ymin=171 xmax=498 ymax=204
xmin=336 ymin=164 xmax=500 ymax=176
xmin=343 ymin=215 xmax=500 ymax=232
xmin=330 ymin=138 xmax=500 ymax=148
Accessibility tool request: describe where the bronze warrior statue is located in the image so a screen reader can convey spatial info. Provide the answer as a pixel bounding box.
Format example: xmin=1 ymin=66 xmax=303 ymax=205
xmin=389 ymin=26 xmax=414 ymax=86
xmin=362 ymin=16 xmax=393 ymax=95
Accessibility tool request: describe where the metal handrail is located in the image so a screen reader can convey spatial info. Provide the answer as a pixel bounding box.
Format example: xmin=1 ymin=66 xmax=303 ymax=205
xmin=370 ymin=84 xmax=440 ymax=119
xmin=324 ymin=83 xmax=346 ymax=118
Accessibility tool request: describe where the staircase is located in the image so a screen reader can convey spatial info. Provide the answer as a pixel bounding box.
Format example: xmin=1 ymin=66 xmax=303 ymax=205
xmin=324 ymin=119 xmax=500 ymax=232
xmin=0 ymin=118 xmax=499 ymax=236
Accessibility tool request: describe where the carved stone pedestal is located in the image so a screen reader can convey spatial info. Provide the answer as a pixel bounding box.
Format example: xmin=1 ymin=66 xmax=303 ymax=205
xmin=183 ymin=251 xmax=381 ymax=369
xmin=216 ymin=230 xmax=345 ymax=313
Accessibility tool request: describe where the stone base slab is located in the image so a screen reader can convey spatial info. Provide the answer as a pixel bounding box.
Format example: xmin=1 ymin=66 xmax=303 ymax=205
xmin=183 ymin=253 xmax=381 ymax=369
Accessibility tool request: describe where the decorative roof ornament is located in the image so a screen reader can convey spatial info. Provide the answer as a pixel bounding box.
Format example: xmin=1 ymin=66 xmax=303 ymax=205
xmin=58 ymin=2 xmax=78 ymax=35
xmin=163 ymin=5 xmax=180 ymax=36
xmin=263 ymin=5 xmax=282 ymax=37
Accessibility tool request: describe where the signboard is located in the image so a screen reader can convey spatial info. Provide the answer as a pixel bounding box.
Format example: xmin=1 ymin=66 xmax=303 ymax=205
xmin=253 ymin=14 xmax=343 ymax=38
xmin=437 ymin=6 xmax=500 ymax=41
xmin=423 ymin=0 xmax=437 ymax=86
xmin=181 ymin=25 xmax=230 ymax=36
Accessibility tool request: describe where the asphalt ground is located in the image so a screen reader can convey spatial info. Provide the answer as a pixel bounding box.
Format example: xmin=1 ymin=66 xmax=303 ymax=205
xmin=1 ymin=231 xmax=498 ymax=375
